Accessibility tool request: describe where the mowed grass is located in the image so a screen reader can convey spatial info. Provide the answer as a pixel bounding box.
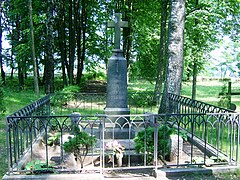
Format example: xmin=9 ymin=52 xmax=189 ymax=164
xmin=0 ymin=86 xmax=42 ymax=178
xmin=129 ymin=80 xmax=240 ymax=112
xmin=0 ymin=78 xmax=239 ymax=179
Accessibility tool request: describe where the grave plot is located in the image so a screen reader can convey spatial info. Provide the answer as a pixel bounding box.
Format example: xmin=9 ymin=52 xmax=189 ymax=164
xmin=4 ymin=84 xmax=239 ymax=178
xmin=5 ymin=110 xmax=239 ymax=177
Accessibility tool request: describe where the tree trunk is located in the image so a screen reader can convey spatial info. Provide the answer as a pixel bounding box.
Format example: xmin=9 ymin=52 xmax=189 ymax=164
xmin=45 ymin=0 xmax=55 ymax=94
xmin=159 ymin=0 xmax=186 ymax=114
xmin=76 ymin=0 xmax=82 ymax=85
xmin=29 ymin=0 xmax=39 ymax=96
xmin=68 ymin=0 xmax=75 ymax=85
xmin=80 ymin=0 xmax=87 ymax=82
xmin=191 ymin=0 xmax=199 ymax=100
xmin=15 ymin=16 xmax=24 ymax=90
xmin=76 ymin=0 xmax=86 ymax=85
xmin=192 ymin=61 xmax=197 ymax=100
xmin=154 ymin=0 xmax=168 ymax=103
xmin=0 ymin=11 xmax=5 ymax=84
xmin=122 ymin=0 xmax=132 ymax=67
xmin=58 ymin=0 xmax=68 ymax=87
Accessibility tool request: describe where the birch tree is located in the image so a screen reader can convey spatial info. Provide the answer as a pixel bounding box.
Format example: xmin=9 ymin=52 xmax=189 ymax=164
xmin=29 ymin=0 xmax=39 ymax=96
xmin=159 ymin=0 xmax=186 ymax=113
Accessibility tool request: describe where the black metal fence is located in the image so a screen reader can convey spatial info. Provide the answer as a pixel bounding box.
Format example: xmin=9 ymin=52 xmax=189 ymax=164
xmin=5 ymin=93 xmax=240 ymax=175
xmin=8 ymin=95 xmax=51 ymax=117
xmin=168 ymin=93 xmax=235 ymax=114
xmin=6 ymin=113 xmax=240 ymax=175
xmin=51 ymin=92 xmax=159 ymax=115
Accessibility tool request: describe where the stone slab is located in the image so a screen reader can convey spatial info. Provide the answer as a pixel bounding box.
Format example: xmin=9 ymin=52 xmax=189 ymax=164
xmin=153 ymin=165 xmax=240 ymax=179
xmin=2 ymin=173 xmax=103 ymax=180
xmin=84 ymin=127 xmax=135 ymax=139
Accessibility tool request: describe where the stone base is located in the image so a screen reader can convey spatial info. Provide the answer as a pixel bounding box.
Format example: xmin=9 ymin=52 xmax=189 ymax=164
xmin=104 ymin=107 xmax=130 ymax=128
xmin=84 ymin=127 xmax=135 ymax=139
xmin=104 ymin=128 xmax=135 ymax=139
xmin=104 ymin=107 xmax=132 ymax=139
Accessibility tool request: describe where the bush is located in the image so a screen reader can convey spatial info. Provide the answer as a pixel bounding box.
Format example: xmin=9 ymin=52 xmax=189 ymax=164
xmin=24 ymin=159 xmax=54 ymax=174
xmin=51 ymin=85 xmax=81 ymax=107
xmin=129 ymin=92 xmax=156 ymax=107
xmin=218 ymin=83 xmax=230 ymax=109
xmin=82 ymin=71 xmax=106 ymax=81
xmin=134 ymin=125 xmax=175 ymax=164
xmin=63 ymin=128 xmax=96 ymax=168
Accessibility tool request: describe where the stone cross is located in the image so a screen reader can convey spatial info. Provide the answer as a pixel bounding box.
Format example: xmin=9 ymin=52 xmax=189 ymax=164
xmin=107 ymin=13 xmax=128 ymax=49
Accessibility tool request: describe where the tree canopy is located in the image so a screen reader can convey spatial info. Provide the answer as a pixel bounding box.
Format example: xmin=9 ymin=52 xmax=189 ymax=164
xmin=0 ymin=0 xmax=239 ymax=95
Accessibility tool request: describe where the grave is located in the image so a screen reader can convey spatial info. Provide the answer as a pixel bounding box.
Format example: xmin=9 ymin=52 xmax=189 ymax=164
xmin=105 ymin=13 xmax=130 ymax=122
xmin=104 ymin=13 xmax=132 ymax=139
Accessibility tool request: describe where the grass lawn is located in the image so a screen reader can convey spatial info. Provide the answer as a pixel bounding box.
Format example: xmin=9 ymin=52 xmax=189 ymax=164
xmin=0 ymin=78 xmax=239 ymax=179
xmin=0 ymin=86 xmax=42 ymax=178
xmin=128 ymin=80 xmax=240 ymax=112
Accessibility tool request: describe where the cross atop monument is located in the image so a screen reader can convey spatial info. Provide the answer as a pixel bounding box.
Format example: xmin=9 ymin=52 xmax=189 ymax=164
xmin=107 ymin=13 xmax=128 ymax=50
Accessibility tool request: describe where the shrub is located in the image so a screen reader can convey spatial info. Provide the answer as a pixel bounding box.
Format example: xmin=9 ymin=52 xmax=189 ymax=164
xmin=24 ymin=160 xmax=54 ymax=174
xmin=129 ymin=92 xmax=156 ymax=107
xmin=134 ymin=125 xmax=187 ymax=164
xmin=51 ymin=85 xmax=81 ymax=107
xmin=134 ymin=125 xmax=175 ymax=164
xmin=63 ymin=128 xmax=96 ymax=168
xmin=218 ymin=83 xmax=230 ymax=109
xmin=46 ymin=132 xmax=61 ymax=146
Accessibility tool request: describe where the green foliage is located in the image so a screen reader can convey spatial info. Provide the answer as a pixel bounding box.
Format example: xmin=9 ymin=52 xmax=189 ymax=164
xmin=129 ymin=92 xmax=156 ymax=107
xmin=51 ymin=86 xmax=80 ymax=107
xmin=210 ymin=155 xmax=228 ymax=163
xmin=82 ymin=71 xmax=106 ymax=81
xmin=24 ymin=160 xmax=54 ymax=174
xmin=218 ymin=83 xmax=230 ymax=109
xmin=192 ymin=155 xmax=228 ymax=167
xmin=61 ymin=86 xmax=81 ymax=93
xmin=134 ymin=125 xmax=175 ymax=164
xmin=63 ymin=129 xmax=96 ymax=168
xmin=46 ymin=132 xmax=61 ymax=146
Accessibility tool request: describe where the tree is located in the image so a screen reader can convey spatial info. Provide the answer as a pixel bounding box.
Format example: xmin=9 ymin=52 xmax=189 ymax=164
xmin=129 ymin=0 xmax=161 ymax=81
xmin=56 ymin=0 xmax=68 ymax=87
xmin=154 ymin=0 xmax=168 ymax=102
xmin=29 ymin=0 xmax=39 ymax=96
xmin=0 ymin=3 xmax=5 ymax=84
xmin=45 ymin=0 xmax=55 ymax=94
xmin=159 ymin=0 xmax=186 ymax=113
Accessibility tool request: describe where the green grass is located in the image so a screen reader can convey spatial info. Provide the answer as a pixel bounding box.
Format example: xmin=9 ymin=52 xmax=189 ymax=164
xmin=128 ymin=80 xmax=240 ymax=111
xmin=181 ymin=81 xmax=240 ymax=111
xmin=0 ymin=85 xmax=42 ymax=178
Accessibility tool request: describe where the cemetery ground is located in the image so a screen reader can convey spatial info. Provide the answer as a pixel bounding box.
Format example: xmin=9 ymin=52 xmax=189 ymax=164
xmin=0 ymin=78 xmax=240 ymax=179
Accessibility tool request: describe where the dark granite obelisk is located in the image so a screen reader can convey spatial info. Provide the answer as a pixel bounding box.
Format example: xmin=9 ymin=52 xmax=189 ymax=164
xmin=105 ymin=13 xmax=130 ymax=128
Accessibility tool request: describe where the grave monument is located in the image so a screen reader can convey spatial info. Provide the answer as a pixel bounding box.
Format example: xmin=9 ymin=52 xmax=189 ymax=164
xmin=104 ymin=13 xmax=130 ymax=127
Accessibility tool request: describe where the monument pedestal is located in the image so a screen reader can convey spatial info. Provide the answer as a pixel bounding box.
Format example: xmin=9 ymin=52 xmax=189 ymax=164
xmin=104 ymin=49 xmax=133 ymax=139
xmin=104 ymin=107 xmax=134 ymax=139
xmin=104 ymin=108 xmax=130 ymax=127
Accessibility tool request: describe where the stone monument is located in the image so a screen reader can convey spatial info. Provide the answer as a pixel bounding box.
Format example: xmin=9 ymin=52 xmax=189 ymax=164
xmin=104 ymin=13 xmax=130 ymax=128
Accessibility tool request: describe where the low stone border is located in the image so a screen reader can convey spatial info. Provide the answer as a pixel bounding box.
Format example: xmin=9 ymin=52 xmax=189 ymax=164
xmin=153 ymin=165 xmax=240 ymax=179
xmin=2 ymin=173 xmax=103 ymax=180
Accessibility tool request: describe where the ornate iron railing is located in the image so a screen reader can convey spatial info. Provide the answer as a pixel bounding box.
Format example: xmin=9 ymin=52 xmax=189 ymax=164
xmin=51 ymin=92 xmax=159 ymax=115
xmin=5 ymin=92 xmax=240 ymax=176
xmin=168 ymin=93 xmax=235 ymax=114
xmin=7 ymin=94 xmax=51 ymax=117
xmin=6 ymin=113 xmax=240 ymax=175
